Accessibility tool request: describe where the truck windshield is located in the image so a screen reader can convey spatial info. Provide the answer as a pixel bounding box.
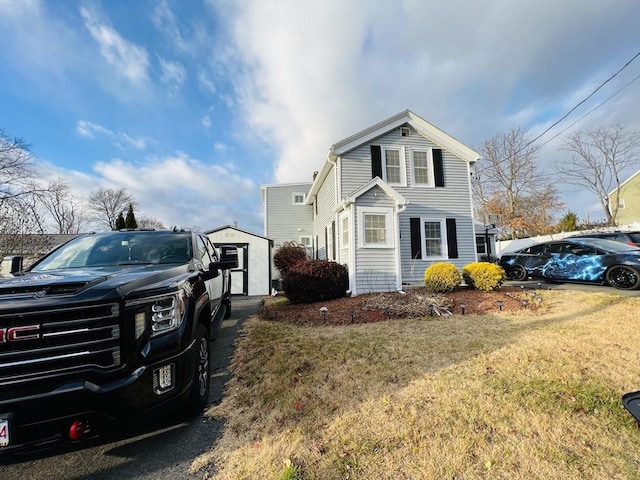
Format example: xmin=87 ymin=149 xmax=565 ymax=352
xmin=30 ymin=232 xmax=193 ymax=271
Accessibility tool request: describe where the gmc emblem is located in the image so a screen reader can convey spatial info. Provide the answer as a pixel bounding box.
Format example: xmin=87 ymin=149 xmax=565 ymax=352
xmin=0 ymin=325 xmax=41 ymax=343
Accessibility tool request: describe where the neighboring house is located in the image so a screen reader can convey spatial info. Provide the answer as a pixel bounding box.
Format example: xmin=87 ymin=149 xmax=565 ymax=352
xmin=207 ymin=225 xmax=273 ymax=296
xmin=609 ymin=169 xmax=640 ymax=226
xmin=260 ymin=182 xmax=314 ymax=282
xmin=0 ymin=234 xmax=79 ymax=273
xmin=262 ymin=109 xmax=481 ymax=295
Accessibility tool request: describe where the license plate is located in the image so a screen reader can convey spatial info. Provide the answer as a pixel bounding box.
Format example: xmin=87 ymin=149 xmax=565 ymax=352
xmin=0 ymin=418 xmax=9 ymax=447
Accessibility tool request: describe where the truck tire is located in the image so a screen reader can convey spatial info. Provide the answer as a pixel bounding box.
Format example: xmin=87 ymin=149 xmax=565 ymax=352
xmin=185 ymin=324 xmax=210 ymax=416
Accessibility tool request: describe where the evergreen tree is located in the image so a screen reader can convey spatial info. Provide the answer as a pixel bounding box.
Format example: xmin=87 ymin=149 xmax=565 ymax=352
xmin=114 ymin=212 xmax=125 ymax=230
xmin=557 ymin=212 xmax=579 ymax=232
xmin=124 ymin=203 xmax=137 ymax=229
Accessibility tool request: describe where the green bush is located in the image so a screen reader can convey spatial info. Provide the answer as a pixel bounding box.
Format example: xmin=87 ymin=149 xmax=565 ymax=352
xmin=274 ymin=242 xmax=308 ymax=276
xmin=462 ymin=262 xmax=506 ymax=291
xmin=424 ymin=262 xmax=462 ymax=293
xmin=283 ymin=259 xmax=349 ymax=304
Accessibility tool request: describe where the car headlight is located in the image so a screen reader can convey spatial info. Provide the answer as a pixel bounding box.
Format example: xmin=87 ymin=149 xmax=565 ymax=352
xmin=127 ymin=290 xmax=188 ymax=339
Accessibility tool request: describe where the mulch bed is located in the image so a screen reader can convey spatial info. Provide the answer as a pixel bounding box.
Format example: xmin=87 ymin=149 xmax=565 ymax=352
xmin=260 ymin=286 xmax=539 ymax=325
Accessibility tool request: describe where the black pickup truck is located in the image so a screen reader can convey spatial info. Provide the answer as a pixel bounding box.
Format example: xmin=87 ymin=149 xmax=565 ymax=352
xmin=0 ymin=229 xmax=237 ymax=454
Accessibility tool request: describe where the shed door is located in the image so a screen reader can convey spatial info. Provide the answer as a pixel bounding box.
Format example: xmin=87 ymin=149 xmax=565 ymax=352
xmin=229 ymin=243 xmax=248 ymax=295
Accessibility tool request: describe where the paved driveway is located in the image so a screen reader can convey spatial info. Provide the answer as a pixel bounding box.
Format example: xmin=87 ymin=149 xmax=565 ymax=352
xmin=507 ymin=279 xmax=640 ymax=297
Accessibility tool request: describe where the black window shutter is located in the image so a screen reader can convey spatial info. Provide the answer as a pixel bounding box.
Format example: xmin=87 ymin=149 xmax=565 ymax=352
xmin=433 ymin=149 xmax=444 ymax=187
xmin=410 ymin=218 xmax=422 ymax=260
xmin=446 ymin=218 xmax=458 ymax=259
xmin=371 ymin=145 xmax=382 ymax=179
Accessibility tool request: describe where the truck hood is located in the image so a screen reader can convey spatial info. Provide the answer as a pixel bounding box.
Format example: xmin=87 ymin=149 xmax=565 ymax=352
xmin=0 ymin=264 xmax=194 ymax=304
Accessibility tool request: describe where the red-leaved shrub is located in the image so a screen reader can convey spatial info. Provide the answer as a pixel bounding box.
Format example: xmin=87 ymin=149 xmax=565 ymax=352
xmin=283 ymin=259 xmax=348 ymax=304
xmin=273 ymin=242 xmax=308 ymax=276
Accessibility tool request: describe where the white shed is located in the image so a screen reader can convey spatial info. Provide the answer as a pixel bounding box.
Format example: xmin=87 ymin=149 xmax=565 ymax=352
xmin=206 ymin=225 xmax=273 ymax=297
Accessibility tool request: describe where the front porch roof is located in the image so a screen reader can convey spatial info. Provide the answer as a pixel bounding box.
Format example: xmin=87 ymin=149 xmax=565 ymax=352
xmin=336 ymin=177 xmax=408 ymax=212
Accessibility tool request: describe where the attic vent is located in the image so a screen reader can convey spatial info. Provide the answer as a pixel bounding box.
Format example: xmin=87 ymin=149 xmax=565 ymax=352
xmin=401 ymin=127 xmax=410 ymax=137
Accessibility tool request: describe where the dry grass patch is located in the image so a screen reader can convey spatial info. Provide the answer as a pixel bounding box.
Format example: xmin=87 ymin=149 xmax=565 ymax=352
xmin=192 ymin=290 xmax=640 ymax=479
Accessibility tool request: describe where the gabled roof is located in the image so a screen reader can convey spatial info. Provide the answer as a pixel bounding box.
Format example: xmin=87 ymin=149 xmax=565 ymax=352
xmin=205 ymin=225 xmax=272 ymax=242
xmin=608 ymin=169 xmax=640 ymax=196
xmin=307 ymin=109 xmax=479 ymax=202
xmin=337 ymin=177 xmax=408 ymax=211
xmin=331 ymin=109 xmax=479 ymax=161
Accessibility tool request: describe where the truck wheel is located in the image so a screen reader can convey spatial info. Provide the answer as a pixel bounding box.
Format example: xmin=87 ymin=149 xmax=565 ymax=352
xmin=185 ymin=324 xmax=210 ymax=416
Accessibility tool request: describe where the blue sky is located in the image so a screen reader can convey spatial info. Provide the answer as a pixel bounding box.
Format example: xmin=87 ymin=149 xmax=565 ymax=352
xmin=1 ymin=0 xmax=639 ymax=234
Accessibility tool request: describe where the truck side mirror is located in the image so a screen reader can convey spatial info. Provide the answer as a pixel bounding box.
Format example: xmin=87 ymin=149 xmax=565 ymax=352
xmin=1 ymin=256 xmax=23 ymax=275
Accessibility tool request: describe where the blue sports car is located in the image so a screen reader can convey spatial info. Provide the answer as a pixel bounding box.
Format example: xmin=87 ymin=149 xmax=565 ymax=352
xmin=499 ymin=237 xmax=640 ymax=290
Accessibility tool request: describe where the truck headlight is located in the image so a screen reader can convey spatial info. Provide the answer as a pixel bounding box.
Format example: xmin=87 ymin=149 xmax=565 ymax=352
xmin=127 ymin=290 xmax=188 ymax=339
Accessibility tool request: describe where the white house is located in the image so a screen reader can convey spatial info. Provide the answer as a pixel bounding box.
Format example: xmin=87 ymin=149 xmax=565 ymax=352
xmin=262 ymin=109 xmax=481 ymax=295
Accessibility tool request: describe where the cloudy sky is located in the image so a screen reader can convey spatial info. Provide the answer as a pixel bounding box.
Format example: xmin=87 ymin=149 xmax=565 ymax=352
xmin=1 ymin=0 xmax=639 ymax=234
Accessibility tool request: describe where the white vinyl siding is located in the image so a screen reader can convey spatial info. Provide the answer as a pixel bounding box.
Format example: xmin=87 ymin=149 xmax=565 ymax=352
xmin=262 ymin=183 xmax=314 ymax=279
xmin=314 ymin=161 xmax=338 ymax=261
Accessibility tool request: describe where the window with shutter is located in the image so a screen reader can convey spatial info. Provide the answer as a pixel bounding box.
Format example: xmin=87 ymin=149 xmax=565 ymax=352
xmin=409 ymin=217 xmax=457 ymax=260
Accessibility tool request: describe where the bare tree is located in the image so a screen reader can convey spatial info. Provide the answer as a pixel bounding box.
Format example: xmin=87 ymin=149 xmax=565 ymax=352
xmin=473 ymin=128 xmax=564 ymax=239
xmin=37 ymin=178 xmax=89 ymax=234
xmin=0 ymin=194 xmax=46 ymax=260
xmin=87 ymin=187 xmax=135 ymax=230
xmin=0 ymin=130 xmax=50 ymax=257
xmin=1 ymin=130 xmax=37 ymax=209
xmin=138 ymin=216 xmax=166 ymax=229
xmin=555 ymin=124 xmax=640 ymax=225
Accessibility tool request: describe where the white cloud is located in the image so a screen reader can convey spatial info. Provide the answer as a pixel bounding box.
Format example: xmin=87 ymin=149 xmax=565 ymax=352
xmin=38 ymin=153 xmax=261 ymax=232
xmin=75 ymin=120 xmax=114 ymax=139
xmin=202 ymin=115 xmax=212 ymax=129
xmin=210 ymin=0 xmax=640 ymax=192
xmin=151 ymin=0 xmax=189 ymax=54
xmin=80 ymin=6 xmax=150 ymax=85
xmin=75 ymin=120 xmax=149 ymax=151
xmin=157 ymin=56 xmax=187 ymax=90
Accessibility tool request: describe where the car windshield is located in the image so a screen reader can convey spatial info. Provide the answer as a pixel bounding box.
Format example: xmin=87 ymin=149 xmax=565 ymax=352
xmin=30 ymin=231 xmax=193 ymax=272
xmin=574 ymin=237 xmax=640 ymax=253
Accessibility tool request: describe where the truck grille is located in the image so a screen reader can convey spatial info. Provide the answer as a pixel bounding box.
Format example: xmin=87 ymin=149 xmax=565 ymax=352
xmin=0 ymin=303 xmax=121 ymax=387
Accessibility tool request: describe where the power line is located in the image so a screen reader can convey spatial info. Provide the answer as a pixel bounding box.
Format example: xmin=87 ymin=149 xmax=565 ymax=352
xmin=524 ymin=50 xmax=640 ymax=150
xmin=537 ymin=72 xmax=640 ymax=150
xmin=475 ymin=51 xmax=640 ymax=176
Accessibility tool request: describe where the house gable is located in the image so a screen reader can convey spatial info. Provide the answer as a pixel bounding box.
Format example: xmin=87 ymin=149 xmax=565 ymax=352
xmin=307 ymin=110 xmax=479 ymax=203
xmin=339 ymin=177 xmax=407 ymax=210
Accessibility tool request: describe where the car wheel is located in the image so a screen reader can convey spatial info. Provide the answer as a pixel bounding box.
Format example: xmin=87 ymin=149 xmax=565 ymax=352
xmin=511 ymin=264 xmax=528 ymax=281
xmin=185 ymin=324 xmax=210 ymax=416
xmin=605 ymin=265 xmax=640 ymax=290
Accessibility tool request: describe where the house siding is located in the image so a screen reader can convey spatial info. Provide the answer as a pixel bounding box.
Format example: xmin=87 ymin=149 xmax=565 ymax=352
xmin=340 ymin=126 xmax=476 ymax=284
xmin=611 ymin=170 xmax=640 ymax=226
xmin=262 ymin=183 xmax=313 ymax=279
xmin=314 ymin=164 xmax=338 ymax=260
xmin=353 ymin=188 xmax=398 ymax=294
